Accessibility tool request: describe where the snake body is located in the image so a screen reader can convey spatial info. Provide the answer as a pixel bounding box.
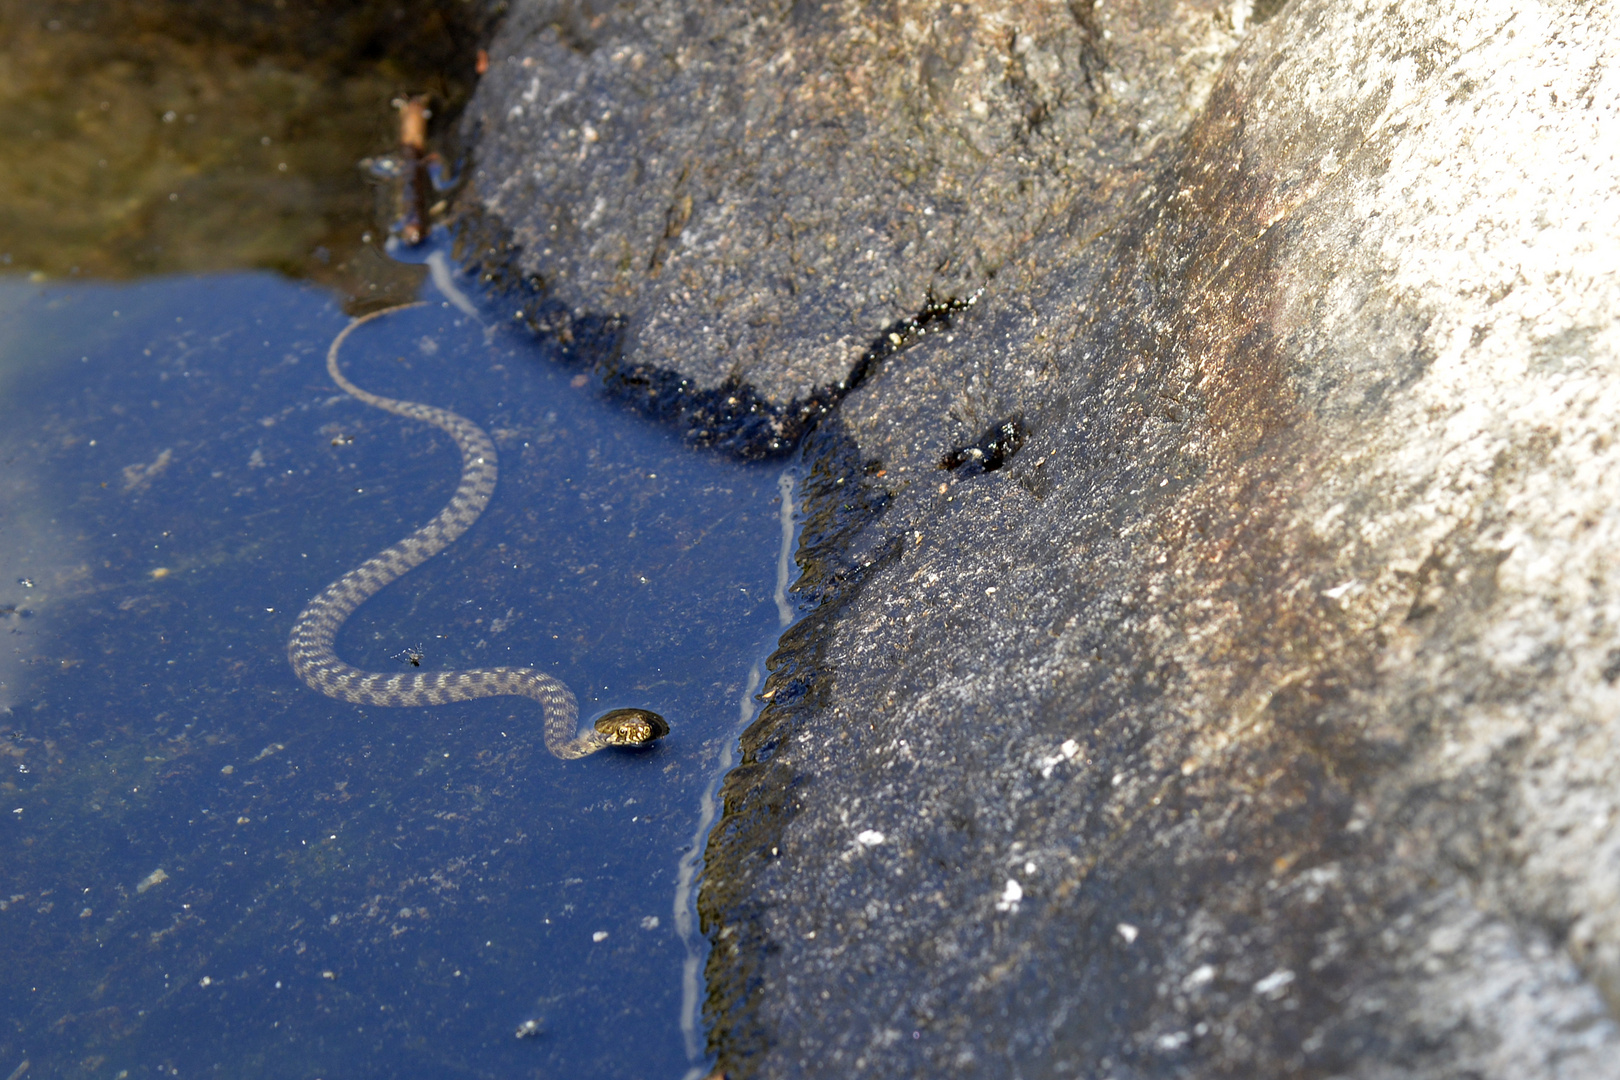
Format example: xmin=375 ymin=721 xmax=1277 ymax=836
xmin=287 ymin=304 xmax=666 ymax=759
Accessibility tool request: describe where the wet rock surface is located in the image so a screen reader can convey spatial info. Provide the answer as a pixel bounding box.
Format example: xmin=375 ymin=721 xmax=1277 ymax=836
xmin=464 ymin=0 xmax=1620 ymax=1076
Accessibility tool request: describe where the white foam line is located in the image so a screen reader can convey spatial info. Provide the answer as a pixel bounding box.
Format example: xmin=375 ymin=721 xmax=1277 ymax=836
xmin=673 ymin=464 xmax=800 ymax=1072
xmin=426 ymin=249 xmax=482 ymax=321
xmin=773 ymin=469 xmax=796 ymax=628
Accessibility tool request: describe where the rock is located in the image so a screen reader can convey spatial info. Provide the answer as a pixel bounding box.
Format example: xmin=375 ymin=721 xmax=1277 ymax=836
xmin=462 ymin=0 xmax=1620 ymax=1075
xmin=460 ymin=0 xmax=1246 ymax=433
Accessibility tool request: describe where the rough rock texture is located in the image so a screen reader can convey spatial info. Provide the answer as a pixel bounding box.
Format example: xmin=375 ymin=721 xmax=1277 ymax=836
xmin=463 ymin=0 xmax=1620 ymax=1076
xmin=462 ymin=0 xmax=1247 ymax=408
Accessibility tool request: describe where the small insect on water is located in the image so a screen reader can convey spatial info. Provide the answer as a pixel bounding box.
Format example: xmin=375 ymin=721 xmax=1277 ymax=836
xmin=392 ymin=644 xmax=426 ymax=668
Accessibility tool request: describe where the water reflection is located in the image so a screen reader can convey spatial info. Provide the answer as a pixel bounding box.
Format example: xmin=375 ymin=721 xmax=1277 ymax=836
xmin=0 ymin=269 xmax=791 ymax=1078
xmin=0 ymin=0 xmax=486 ymax=306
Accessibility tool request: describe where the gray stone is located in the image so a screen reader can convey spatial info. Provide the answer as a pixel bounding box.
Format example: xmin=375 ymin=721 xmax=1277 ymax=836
xmin=461 ymin=0 xmax=1246 ymax=408
xmin=462 ymin=0 xmax=1620 ymax=1075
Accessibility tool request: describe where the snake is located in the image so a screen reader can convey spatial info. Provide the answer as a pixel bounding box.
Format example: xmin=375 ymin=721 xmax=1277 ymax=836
xmin=286 ymin=303 xmax=668 ymax=759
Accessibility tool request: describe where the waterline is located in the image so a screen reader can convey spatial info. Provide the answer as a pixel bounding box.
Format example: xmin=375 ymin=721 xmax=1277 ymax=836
xmin=674 ymin=466 xmax=800 ymax=1073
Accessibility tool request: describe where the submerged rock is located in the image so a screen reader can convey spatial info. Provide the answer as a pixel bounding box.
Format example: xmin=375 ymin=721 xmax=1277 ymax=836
xmin=0 ymin=0 xmax=489 ymax=304
xmin=463 ymin=0 xmax=1620 ymax=1075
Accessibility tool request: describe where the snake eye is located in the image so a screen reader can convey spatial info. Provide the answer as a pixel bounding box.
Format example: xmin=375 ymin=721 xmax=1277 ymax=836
xmin=594 ymin=708 xmax=669 ymax=746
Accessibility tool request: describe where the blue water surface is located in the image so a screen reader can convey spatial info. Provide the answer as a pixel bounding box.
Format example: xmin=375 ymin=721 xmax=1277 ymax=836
xmin=0 ymin=270 xmax=791 ymax=1079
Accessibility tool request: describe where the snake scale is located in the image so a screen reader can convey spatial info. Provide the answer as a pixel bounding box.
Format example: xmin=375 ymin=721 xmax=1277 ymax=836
xmin=287 ymin=303 xmax=667 ymax=759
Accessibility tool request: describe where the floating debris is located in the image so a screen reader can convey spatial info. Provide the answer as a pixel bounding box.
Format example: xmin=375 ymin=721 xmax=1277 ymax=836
xmin=395 ymin=96 xmax=437 ymax=246
xmin=247 ymin=743 xmax=285 ymax=764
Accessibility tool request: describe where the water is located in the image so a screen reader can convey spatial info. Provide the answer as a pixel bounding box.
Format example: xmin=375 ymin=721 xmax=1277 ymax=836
xmin=0 ymin=267 xmax=794 ymax=1077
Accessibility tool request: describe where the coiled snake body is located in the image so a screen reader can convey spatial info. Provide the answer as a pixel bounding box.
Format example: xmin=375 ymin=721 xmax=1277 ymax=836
xmin=287 ymin=304 xmax=667 ymax=759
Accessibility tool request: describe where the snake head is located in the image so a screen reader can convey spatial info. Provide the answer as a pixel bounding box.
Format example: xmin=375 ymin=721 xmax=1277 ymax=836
xmin=593 ymin=708 xmax=670 ymax=748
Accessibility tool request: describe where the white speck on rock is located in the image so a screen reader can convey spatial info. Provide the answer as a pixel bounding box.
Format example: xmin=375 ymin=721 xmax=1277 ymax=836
xmin=1183 ymin=963 xmax=1218 ymax=990
xmin=1254 ymin=969 xmax=1295 ymax=997
xmin=856 ymin=829 xmax=886 ymax=846
xmin=1038 ymin=738 xmax=1082 ymax=778
xmin=592 ymin=930 xmax=609 ymax=943
xmin=995 ymin=879 xmax=1023 ymax=913
xmin=1117 ymin=922 xmax=1139 ymax=944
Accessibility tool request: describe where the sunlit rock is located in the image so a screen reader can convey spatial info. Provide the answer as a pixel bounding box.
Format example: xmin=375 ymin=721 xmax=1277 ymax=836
xmin=468 ymin=0 xmax=1620 ymax=1074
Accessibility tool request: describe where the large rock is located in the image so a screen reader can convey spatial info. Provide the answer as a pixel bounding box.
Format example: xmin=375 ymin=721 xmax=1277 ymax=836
xmin=462 ymin=0 xmax=1620 ymax=1075
xmin=461 ymin=0 xmax=1246 ymax=429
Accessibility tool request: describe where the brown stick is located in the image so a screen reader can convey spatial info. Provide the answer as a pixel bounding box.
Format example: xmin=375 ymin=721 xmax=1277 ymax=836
xmin=399 ymin=95 xmax=428 ymax=153
xmin=397 ymin=96 xmax=431 ymax=245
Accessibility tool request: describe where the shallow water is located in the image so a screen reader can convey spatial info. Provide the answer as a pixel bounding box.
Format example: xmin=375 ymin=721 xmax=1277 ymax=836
xmin=0 ymin=267 xmax=793 ymax=1078
xmin=0 ymin=0 xmax=484 ymax=305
